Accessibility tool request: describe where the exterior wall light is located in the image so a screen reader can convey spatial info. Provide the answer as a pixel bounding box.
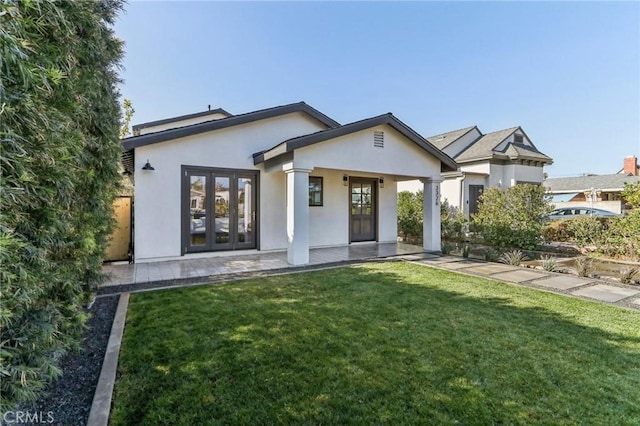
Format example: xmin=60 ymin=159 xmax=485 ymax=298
xmin=378 ymin=177 xmax=384 ymax=188
xmin=342 ymin=174 xmax=349 ymax=186
xmin=142 ymin=159 xmax=155 ymax=171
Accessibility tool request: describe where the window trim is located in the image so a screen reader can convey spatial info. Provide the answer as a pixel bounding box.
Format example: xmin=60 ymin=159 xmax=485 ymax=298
xmin=309 ymin=176 xmax=323 ymax=207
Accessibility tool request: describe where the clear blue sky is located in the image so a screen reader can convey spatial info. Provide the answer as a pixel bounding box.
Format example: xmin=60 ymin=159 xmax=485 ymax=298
xmin=115 ymin=1 xmax=640 ymax=178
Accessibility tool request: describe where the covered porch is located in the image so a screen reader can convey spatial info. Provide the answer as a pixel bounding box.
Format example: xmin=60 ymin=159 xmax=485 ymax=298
xmin=254 ymin=113 xmax=457 ymax=265
xmin=102 ymin=242 xmax=427 ymax=288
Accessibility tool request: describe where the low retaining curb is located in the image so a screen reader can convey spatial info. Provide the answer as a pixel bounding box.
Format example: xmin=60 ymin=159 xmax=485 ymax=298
xmin=87 ymin=292 xmax=130 ymax=426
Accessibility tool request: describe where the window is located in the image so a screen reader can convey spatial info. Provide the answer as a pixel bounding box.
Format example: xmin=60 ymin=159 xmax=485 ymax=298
xmin=309 ymin=176 xmax=323 ymax=206
xmin=514 ymin=134 xmax=524 ymax=144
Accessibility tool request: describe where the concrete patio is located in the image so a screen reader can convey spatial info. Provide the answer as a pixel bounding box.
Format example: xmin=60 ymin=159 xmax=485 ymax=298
xmin=101 ymin=242 xmax=427 ymax=287
xmin=101 ymin=243 xmax=640 ymax=310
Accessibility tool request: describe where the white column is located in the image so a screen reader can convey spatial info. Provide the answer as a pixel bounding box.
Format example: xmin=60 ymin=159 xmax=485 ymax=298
xmin=286 ymin=168 xmax=311 ymax=265
xmin=422 ymin=176 xmax=443 ymax=252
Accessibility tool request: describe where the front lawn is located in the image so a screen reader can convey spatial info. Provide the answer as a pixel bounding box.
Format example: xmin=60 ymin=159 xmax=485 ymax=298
xmin=111 ymin=262 xmax=640 ymax=425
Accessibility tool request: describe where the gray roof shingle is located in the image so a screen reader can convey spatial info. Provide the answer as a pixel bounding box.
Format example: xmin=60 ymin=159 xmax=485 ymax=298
xmin=454 ymin=127 xmax=518 ymax=162
xmin=544 ymin=174 xmax=640 ymax=193
xmin=453 ymin=126 xmax=552 ymax=164
xmin=503 ymin=143 xmax=554 ymax=162
xmin=426 ymin=126 xmax=477 ymax=150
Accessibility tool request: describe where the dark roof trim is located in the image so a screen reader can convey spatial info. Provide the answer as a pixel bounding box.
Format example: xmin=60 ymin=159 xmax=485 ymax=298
xmin=253 ymin=113 xmax=458 ymax=172
xmin=132 ymin=108 xmax=232 ymax=132
xmin=122 ymin=102 xmax=340 ymax=150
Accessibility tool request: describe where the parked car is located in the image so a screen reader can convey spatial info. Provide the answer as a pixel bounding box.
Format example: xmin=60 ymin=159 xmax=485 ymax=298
xmin=546 ymin=207 xmax=621 ymax=221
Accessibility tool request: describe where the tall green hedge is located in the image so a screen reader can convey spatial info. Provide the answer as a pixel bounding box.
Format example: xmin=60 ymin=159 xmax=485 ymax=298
xmin=1 ymin=0 xmax=124 ymax=411
xmin=472 ymin=184 xmax=552 ymax=250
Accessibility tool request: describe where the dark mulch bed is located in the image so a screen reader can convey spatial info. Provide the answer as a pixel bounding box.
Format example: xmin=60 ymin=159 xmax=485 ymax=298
xmin=17 ymin=295 xmax=119 ymax=426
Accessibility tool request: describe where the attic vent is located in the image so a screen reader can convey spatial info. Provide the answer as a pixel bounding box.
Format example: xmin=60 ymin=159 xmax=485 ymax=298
xmin=514 ymin=134 xmax=524 ymax=143
xmin=374 ymin=131 xmax=384 ymax=148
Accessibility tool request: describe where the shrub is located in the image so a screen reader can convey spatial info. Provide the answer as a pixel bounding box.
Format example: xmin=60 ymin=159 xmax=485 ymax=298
xmin=441 ymin=242 xmax=456 ymax=254
xmin=462 ymin=245 xmax=470 ymax=258
xmin=542 ymin=220 xmax=571 ymax=242
xmin=575 ymin=257 xmax=594 ymax=277
xmin=398 ymin=191 xmax=423 ymax=238
xmin=483 ymin=247 xmax=500 ymax=262
xmin=619 ymin=268 xmax=639 ymax=285
xmin=1 ymin=1 xmax=123 ymax=411
xmin=500 ymin=250 xmax=527 ymax=266
xmin=565 ymin=217 xmax=608 ymax=248
xmin=472 ymin=184 xmax=552 ymax=250
xmin=441 ymin=199 xmax=467 ymax=242
xmin=541 ymin=255 xmax=557 ymax=272
xmin=604 ymin=210 xmax=640 ymax=260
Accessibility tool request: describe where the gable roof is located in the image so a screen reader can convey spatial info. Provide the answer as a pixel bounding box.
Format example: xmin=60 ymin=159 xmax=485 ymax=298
xmin=122 ymin=102 xmax=340 ymax=151
xmin=426 ymin=126 xmax=478 ymax=150
xmin=503 ymin=143 xmax=554 ymax=162
xmin=253 ymin=113 xmax=458 ymax=172
xmin=132 ymin=108 xmax=232 ymax=134
xmin=454 ymin=126 xmax=552 ymax=164
xmin=544 ymin=173 xmax=640 ymax=193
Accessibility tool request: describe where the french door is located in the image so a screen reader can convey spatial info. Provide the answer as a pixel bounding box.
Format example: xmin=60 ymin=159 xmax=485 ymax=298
xmin=182 ymin=167 xmax=257 ymax=254
xmin=350 ymin=178 xmax=377 ymax=242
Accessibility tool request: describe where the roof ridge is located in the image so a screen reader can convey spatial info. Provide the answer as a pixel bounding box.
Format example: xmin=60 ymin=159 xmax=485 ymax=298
xmin=122 ymin=102 xmax=340 ymax=149
xmin=132 ymin=107 xmax=233 ymax=132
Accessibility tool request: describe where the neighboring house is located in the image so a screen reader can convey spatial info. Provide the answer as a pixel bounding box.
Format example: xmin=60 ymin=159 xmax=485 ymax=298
xmin=398 ymin=125 xmax=553 ymax=216
xmin=617 ymin=155 xmax=640 ymax=176
xmin=121 ymin=102 xmax=457 ymax=265
xmin=544 ymin=156 xmax=640 ymax=214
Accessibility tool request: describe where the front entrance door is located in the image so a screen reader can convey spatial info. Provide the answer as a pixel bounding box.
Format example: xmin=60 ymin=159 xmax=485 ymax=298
xmin=350 ymin=178 xmax=377 ymax=242
xmin=183 ymin=167 xmax=257 ymax=254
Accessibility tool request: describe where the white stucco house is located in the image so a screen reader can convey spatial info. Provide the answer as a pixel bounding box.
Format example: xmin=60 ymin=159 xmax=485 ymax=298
xmin=121 ymin=102 xmax=457 ymax=265
xmin=398 ymin=125 xmax=553 ymax=216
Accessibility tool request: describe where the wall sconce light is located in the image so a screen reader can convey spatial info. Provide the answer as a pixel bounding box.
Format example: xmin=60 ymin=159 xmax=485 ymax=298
xmin=142 ymin=159 xmax=155 ymax=171
xmin=342 ymin=174 xmax=349 ymax=186
xmin=378 ymin=177 xmax=384 ymax=188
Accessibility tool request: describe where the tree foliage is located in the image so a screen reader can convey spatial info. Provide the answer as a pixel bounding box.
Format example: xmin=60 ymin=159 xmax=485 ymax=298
xmin=397 ymin=191 xmax=423 ymax=238
xmin=120 ymin=98 xmax=135 ymax=139
xmin=472 ymin=184 xmax=552 ymax=249
xmin=622 ymin=182 xmax=640 ymax=209
xmin=0 ymin=0 xmax=124 ymax=411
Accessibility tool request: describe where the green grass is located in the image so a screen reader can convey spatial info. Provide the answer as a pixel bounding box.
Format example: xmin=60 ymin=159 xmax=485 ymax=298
xmin=111 ymin=262 xmax=640 ymax=425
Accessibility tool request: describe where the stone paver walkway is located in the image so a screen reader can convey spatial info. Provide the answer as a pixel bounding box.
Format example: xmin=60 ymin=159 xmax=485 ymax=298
xmin=101 ymin=246 xmax=640 ymax=310
xmin=411 ymin=255 xmax=640 ymax=310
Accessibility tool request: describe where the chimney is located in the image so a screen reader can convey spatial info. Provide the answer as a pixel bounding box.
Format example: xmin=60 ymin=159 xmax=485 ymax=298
xmin=624 ymin=156 xmax=638 ymax=176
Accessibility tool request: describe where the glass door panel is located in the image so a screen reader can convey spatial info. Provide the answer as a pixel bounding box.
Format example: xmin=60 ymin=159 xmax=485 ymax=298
xmin=236 ymin=177 xmax=255 ymax=247
xmin=214 ymin=176 xmax=231 ymax=247
xmin=189 ymin=175 xmax=207 ymax=247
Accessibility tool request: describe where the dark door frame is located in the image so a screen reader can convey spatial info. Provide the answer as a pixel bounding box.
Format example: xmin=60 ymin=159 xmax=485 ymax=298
xmin=468 ymin=184 xmax=484 ymax=216
xmin=348 ymin=177 xmax=378 ymax=243
xmin=181 ymin=166 xmax=259 ymax=255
